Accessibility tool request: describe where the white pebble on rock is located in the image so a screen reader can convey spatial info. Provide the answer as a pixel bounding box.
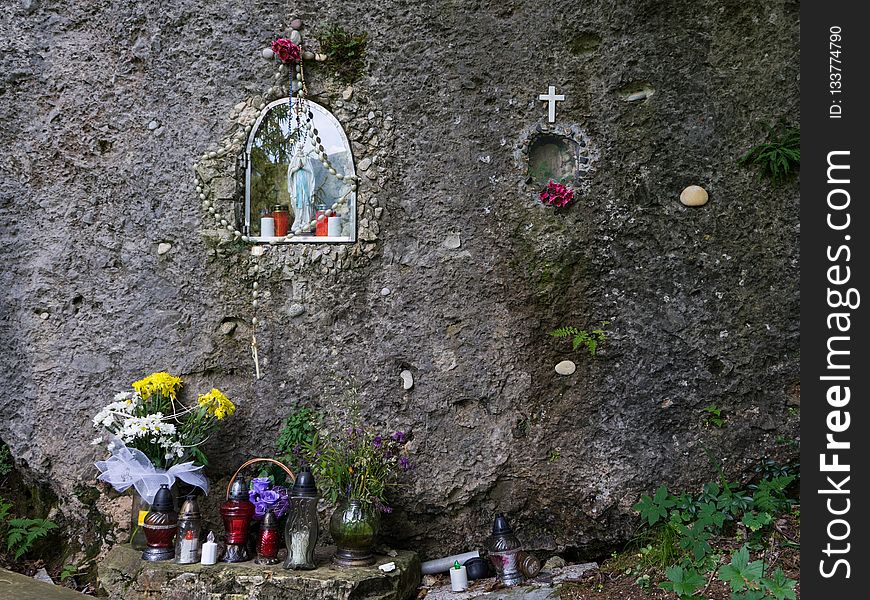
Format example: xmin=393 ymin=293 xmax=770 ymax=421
xmin=287 ymin=303 xmax=305 ymax=318
xmin=147 ymin=120 xmax=159 ymax=130
xmin=262 ymin=48 xmax=274 ymax=59
xmin=555 ymin=360 xmax=576 ymax=375
xmin=157 ymin=242 xmax=172 ymax=255
xmin=380 ymin=287 xmax=391 ymax=296
xmin=400 ymin=370 xmax=414 ymax=390
xmin=443 ymin=233 xmax=461 ymax=249
xmin=680 ymin=185 xmax=709 ymax=207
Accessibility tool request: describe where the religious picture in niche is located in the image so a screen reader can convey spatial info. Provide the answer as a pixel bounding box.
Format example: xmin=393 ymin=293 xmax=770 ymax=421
xmin=527 ymin=133 xmax=578 ymax=187
xmin=245 ymin=98 xmax=357 ymax=242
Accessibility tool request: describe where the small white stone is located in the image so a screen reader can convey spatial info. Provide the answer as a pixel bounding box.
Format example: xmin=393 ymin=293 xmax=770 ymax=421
xmin=157 ymin=242 xmax=172 ymax=255
xmin=290 ymin=30 xmax=302 ymax=44
xmin=262 ymin=48 xmax=274 ymax=59
xmin=358 ymin=158 xmax=372 ymax=171
xmin=220 ymin=321 xmax=237 ymax=335
xmin=147 ymin=120 xmax=159 ymax=130
xmin=39 ymin=312 xmax=49 ymax=320
xmin=555 ymin=360 xmax=576 ymax=375
xmin=378 ymin=562 xmax=396 ymax=573
xmin=443 ymin=233 xmax=461 ymax=249
xmin=342 ymin=86 xmax=354 ymax=100
xmin=680 ymin=185 xmax=709 ymax=207
xmin=302 ymin=51 xmax=315 ymax=61
xmin=380 ymin=287 xmax=391 ymax=296
xmin=400 ymin=370 xmax=414 ymax=390
xmin=287 ymin=303 xmax=305 ymax=318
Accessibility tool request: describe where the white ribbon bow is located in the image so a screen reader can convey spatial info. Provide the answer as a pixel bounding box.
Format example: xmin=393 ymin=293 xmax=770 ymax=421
xmin=95 ymin=437 xmax=209 ymax=505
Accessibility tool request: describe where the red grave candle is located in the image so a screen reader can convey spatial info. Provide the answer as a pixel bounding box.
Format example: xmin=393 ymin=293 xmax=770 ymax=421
xmin=315 ymin=210 xmax=328 ymax=236
xmin=272 ymin=204 xmax=290 ymax=237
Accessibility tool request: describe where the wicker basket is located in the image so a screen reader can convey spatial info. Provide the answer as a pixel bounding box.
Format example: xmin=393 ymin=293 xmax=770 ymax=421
xmin=225 ymin=458 xmax=296 ymax=499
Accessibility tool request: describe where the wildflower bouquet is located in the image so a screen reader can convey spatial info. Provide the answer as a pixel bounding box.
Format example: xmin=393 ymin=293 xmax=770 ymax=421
xmin=305 ymin=427 xmax=412 ymax=513
xmin=92 ymin=372 xmax=235 ymax=469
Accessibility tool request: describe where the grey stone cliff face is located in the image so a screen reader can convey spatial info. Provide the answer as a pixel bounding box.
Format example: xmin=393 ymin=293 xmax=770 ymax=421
xmin=0 ymin=0 xmax=799 ymax=559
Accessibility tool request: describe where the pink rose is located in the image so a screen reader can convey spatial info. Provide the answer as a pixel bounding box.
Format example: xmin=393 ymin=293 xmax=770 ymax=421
xmin=271 ymin=38 xmax=301 ymax=64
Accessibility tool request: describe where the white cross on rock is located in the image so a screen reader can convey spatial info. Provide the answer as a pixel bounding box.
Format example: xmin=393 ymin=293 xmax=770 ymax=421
xmin=539 ymin=85 xmax=565 ymax=123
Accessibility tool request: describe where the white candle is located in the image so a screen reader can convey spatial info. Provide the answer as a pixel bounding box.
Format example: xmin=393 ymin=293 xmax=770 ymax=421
xmin=450 ymin=563 xmax=469 ymax=591
xmin=260 ymin=216 xmax=275 ymax=237
xmin=290 ymin=531 xmax=308 ymax=566
xmin=200 ymin=531 xmax=218 ymax=565
xmin=327 ymin=216 xmax=342 ymax=237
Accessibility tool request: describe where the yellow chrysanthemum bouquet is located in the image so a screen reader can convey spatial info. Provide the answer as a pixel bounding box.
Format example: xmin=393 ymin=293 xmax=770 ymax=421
xmin=92 ymin=371 xmax=235 ymax=469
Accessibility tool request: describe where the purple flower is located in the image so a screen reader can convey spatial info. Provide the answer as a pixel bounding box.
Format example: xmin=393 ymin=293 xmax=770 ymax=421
xmin=254 ymin=501 xmax=268 ymax=517
xmin=373 ymin=435 xmax=383 ymax=449
xmin=399 ymin=456 xmax=412 ymax=471
xmin=261 ymin=489 xmax=280 ymax=504
xmin=391 ymin=431 xmax=407 ymax=444
xmin=251 ymin=477 xmax=271 ymax=494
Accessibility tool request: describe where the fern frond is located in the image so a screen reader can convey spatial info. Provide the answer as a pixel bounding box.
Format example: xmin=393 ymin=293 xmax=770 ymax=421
xmin=549 ymin=326 xmax=579 ymax=338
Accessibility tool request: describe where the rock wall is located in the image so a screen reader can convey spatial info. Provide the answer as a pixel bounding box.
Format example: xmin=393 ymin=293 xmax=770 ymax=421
xmin=0 ymin=0 xmax=799 ymax=560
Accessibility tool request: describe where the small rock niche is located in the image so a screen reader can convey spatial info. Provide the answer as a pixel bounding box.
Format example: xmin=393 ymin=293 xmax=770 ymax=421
xmin=520 ymin=125 xmax=593 ymax=191
xmin=527 ymin=133 xmax=578 ymax=186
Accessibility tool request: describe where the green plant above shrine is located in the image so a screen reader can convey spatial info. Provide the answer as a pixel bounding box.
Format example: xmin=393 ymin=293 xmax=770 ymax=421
xmin=317 ymin=25 xmax=368 ymax=83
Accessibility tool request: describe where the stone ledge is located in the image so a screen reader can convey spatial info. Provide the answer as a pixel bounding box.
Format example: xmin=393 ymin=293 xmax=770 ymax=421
xmin=0 ymin=568 xmax=88 ymax=600
xmin=97 ymin=544 xmax=420 ymax=600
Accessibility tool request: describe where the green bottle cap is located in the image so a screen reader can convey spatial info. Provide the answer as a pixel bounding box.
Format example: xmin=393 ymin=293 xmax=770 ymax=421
xmin=453 ymin=560 xmax=461 ymax=569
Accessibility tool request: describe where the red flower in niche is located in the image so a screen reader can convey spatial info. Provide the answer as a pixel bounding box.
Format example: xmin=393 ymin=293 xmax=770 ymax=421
xmin=539 ymin=180 xmax=575 ymax=208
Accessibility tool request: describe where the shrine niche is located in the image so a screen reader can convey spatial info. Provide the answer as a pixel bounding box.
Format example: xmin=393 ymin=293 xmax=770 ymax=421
xmin=190 ymin=19 xmax=393 ymax=380
xmin=245 ymin=99 xmax=357 ymax=242
xmin=515 ymin=123 xmax=596 ymax=205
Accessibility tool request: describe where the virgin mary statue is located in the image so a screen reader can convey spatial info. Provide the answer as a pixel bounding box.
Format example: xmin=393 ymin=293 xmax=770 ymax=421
xmin=288 ymin=149 xmax=317 ymax=234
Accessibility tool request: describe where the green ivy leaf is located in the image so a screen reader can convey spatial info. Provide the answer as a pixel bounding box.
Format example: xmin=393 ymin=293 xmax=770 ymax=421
xmin=697 ymin=502 xmax=726 ymax=529
xmin=719 ymin=546 xmax=765 ymax=592
xmin=634 ymin=485 xmax=675 ymax=526
xmin=660 ymin=565 xmax=705 ymax=598
xmin=761 ymin=568 xmax=797 ymax=600
xmin=731 ymin=590 xmax=766 ymax=600
xmin=741 ymin=511 xmax=773 ymax=532
xmin=677 ymin=521 xmax=712 ymax=562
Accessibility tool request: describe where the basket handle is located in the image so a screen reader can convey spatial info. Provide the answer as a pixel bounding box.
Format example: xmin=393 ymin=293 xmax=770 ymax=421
xmin=225 ymin=458 xmax=296 ymax=500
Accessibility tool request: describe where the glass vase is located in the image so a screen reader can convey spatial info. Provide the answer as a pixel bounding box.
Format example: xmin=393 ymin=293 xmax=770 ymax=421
xmin=129 ymin=489 xmax=150 ymax=550
xmin=329 ymin=498 xmax=380 ymax=567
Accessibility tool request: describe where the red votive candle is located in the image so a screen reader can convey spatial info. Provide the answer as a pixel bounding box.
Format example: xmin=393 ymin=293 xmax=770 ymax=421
xmin=315 ymin=210 xmax=328 ymax=236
